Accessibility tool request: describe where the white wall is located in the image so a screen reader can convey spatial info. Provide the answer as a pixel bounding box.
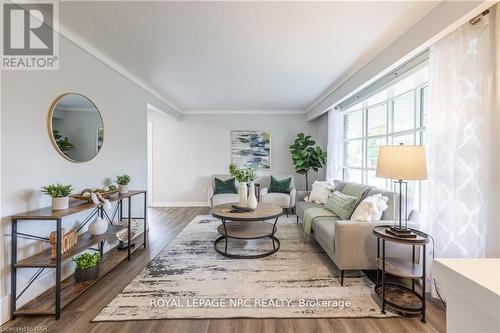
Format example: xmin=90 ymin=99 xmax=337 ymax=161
xmin=148 ymin=112 xmax=326 ymax=206
xmin=0 ymin=35 xmax=177 ymax=323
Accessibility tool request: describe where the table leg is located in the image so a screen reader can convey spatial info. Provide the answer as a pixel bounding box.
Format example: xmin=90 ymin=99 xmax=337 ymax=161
xmin=10 ymin=219 xmax=17 ymax=320
xmin=381 ymin=239 xmax=386 ymax=314
xmin=271 ymin=217 xmax=279 ymax=250
xmin=422 ymin=244 xmax=427 ymax=323
xmin=221 ymin=219 xmax=228 ymax=254
xmin=412 ymin=245 xmax=416 ymax=291
xmin=127 ymin=197 xmax=131 ymax=261
xmin=55 ymin=218 xmax=62 ymax=320
xmin=144 ymin=191 xmax=147 ymax=248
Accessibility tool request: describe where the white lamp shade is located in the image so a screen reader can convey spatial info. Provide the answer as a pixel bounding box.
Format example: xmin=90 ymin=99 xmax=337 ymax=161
xmin=376 ymin=145 xmax=428 ymax=180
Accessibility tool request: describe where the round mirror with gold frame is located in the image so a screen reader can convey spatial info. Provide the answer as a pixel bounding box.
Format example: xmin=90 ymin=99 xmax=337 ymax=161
xmin=48 ymin=93 xmax=104 ymax=163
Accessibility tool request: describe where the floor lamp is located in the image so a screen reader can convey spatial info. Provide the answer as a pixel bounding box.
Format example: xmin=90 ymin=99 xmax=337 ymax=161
xmin=376 ymin=144 xmax=427 ymax=235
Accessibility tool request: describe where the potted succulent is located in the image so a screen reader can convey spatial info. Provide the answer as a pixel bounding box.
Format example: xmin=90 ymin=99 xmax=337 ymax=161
xmin=229 ymin=163 xmax=257 ymax=208
xmin=73 ymin=252 xmax=101 ymax=282
xmin=116 ymin=174 xmax=131 ymax=194
xmin=41 ymin=183 xmax=73 ymax=210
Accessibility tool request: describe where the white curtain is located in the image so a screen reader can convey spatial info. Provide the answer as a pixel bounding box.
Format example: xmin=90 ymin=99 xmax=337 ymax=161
xmin=426 ymin=5 xmax=499 ymax=295
xmin=326 ymin=109 xmax=344 ymax=183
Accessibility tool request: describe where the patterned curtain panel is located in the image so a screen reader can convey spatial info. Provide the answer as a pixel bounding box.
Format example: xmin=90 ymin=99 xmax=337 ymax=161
xmin=426 ymin=5 xmax=499 ymax=296
xmin=326 ymin=110 xmax=344 ymax=183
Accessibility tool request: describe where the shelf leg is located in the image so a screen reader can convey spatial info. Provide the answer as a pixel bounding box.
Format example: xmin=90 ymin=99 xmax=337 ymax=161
xmin=10 ymin=219 xmax=17 ymax=320
xmin=128 ymin=197 xmax=131 ymax=261
xmin=55 ymin=218 xmax=62 ymax=320
xmin=381 ymin=239 xmax=386 ymax=314
xmin=422 ymin=244 xmax=427 ymax=323
xmin=144 ymin=191 xmax=147 ymax=249
xmin=119 ymin=199 xmax=123 ymax=221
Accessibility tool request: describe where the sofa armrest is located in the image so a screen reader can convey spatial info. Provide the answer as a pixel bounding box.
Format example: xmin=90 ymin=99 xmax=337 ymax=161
xmin=259 ymin=187 xmax=268 ymax=200
xmin=289 ymin=188 xmax=297 ymax=207
xmin=296 ymin=190 xmax=310 ymax=202
xmin=207 ymin=187 xmax=214 ymax=207
xmin=332 ymin=220 xmax=420 ymax=270
xmin=333 ymin=220 xmax=392 ymax=270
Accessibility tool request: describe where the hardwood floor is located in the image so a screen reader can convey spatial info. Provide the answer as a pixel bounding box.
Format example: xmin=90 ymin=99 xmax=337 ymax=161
xmin=1 ymin=207 xmax=446 ymax=333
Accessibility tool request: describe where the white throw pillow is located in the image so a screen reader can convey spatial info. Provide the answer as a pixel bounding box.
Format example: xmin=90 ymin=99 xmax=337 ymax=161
xmin=308 ymin=181 xmax=335 ymax=204
xmin=350 ymin=194 xmax=389 ymax=222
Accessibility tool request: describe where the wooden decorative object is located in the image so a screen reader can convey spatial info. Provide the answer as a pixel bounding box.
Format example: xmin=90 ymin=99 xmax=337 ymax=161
xmin=49 ymin=229 xmax=78 ymax=259
xmin=70 ymin=189 xmax=118 ymax=203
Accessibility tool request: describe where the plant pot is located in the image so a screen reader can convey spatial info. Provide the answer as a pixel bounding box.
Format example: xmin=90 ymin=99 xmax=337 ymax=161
xmin=239 ymin=182 xmax=248 ymax=207
xmin=74 ymin=264 xmax=100 ymax=282
xmin=52 ymin=196 xmax=69 ymax=210
xmin=119 ymin=185 xmax=129 ymax=194
xmin=88 ymin=216 xmax=108 ymax=235
xmin=247 ymin=181 xmax=258 ymax=209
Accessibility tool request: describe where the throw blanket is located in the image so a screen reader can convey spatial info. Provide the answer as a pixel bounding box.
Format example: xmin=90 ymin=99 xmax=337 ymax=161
xmin=303 ymin=207 xmax=336 ymax=241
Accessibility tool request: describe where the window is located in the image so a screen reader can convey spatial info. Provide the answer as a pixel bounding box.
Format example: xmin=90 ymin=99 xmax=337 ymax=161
xmin=341 ymin=68 xmax=428 ymax=213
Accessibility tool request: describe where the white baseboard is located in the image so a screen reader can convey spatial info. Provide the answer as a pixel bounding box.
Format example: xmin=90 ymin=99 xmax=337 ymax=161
xmin=150 ymin=201 xmax=209 ymax=207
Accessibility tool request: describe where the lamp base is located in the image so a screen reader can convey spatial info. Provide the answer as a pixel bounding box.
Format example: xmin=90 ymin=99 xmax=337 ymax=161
xmin=389 ymin=226 xmax=411 ymax=233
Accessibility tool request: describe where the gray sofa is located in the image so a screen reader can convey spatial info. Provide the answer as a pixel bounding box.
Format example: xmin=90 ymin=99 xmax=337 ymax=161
xmin=296 ymin=180 xmax=417 ymax=286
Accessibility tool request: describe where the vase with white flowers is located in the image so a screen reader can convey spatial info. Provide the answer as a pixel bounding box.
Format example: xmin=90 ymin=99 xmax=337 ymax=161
xmin=229 ymin=163 xmax=257 ymax=209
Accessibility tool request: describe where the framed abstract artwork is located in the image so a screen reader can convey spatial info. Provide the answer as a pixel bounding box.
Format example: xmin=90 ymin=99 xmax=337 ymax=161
xmin=231 ymin=130 xmax=271 ymax=169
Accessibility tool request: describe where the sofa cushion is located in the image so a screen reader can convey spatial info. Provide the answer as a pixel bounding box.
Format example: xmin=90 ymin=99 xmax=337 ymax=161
xmin=325 ymin=191 xmax=357 ymax=220
xmin=313 ymin=218 xmax=338 ymax=254
xmin=261 ymin=192 xmax=290 ymax=207
xmin=308 ymin=181 xmax=334 ymax=204
xmin=268 ymin=176 xmax=292 ymax=194
xmin=212 ymin=193 xmax=239 ymax=206
xmin=333 ymin=180 xmax=348 ymax=192
xmin=340 ymin=183 xmax=371 ymax=204
xmin=365 ymin=188 xmax=398 ymax=220
xmin=296 ymin=201 xmax=323 ymax=220
xmin=214 ymin=177 xmax=237 ymax=194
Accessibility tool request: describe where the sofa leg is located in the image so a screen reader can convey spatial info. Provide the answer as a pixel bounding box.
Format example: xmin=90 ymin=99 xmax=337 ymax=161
xmin=296 ymin=216 xmax=299 ymax=223
xmin=286 ymin=208 xmax=289 ymax=218
xmin=340 ymin=270 xmax=345 ymax=286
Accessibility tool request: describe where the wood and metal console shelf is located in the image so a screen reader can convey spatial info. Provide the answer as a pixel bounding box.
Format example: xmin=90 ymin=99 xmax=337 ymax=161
xmin=373 ymin=225 xmax=429 ymax=323
xmin=10 ymin=190 xmax=147 ymax=320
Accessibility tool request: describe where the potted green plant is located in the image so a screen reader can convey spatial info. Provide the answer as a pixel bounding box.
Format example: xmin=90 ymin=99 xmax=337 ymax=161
xmin=41 ymin=183 xmax=73 ymax=210
xmin=289 ymin=133 xmax=327 ymax=190
xmin=229 ymin=163 xmax=257 ymax=208
xmin=73 ymin=252 xmax=101 ymax=282
xmin=116 ymin=174 xmax=131 ymax=194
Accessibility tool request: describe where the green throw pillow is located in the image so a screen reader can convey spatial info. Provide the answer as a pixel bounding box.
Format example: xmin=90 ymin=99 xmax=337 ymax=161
xmin=214 ymin=177 xmax=237 ymax=194
xmin=324 ymin=191 xmax=357 ymax=220
xmin=268 ymin=176 xmax=292 ymax=194
xmin=341 ymin=183 xmax=371 ymax=204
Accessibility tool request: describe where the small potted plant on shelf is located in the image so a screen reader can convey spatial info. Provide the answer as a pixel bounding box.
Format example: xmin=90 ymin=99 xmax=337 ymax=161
xmin=116 ymin=174 xmax=131 ymax=194
xmin=73 ymin=252 xmax=101 ymax=282
xmin=41 ymin=183 xmax=73 ymax=210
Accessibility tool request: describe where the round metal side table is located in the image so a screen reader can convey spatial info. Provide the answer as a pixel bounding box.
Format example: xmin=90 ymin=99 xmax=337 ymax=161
xmin=373 ymin=225 xmax=429 ymax=323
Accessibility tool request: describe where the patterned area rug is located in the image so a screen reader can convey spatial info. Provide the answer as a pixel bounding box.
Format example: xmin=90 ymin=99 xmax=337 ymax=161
xmin=93 ymin=215 xmax=396 ymax=321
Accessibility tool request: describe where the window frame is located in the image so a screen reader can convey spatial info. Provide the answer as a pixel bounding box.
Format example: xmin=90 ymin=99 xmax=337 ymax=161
xmin=342 ymin=83 xmax=428 ymax=188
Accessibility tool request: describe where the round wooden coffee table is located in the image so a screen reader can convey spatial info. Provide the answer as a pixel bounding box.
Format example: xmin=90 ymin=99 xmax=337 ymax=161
xmin=211 ymin=202 xmax=283 ymax=259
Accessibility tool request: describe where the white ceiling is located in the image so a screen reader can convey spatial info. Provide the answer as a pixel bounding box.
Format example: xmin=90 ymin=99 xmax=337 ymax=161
xmin=59 ymin=1 xmax=440 ymax=113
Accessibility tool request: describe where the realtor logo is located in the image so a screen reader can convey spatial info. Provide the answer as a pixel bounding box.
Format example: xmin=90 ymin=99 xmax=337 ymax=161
xmin=1 ymin=1 xmax=58 ymax=70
